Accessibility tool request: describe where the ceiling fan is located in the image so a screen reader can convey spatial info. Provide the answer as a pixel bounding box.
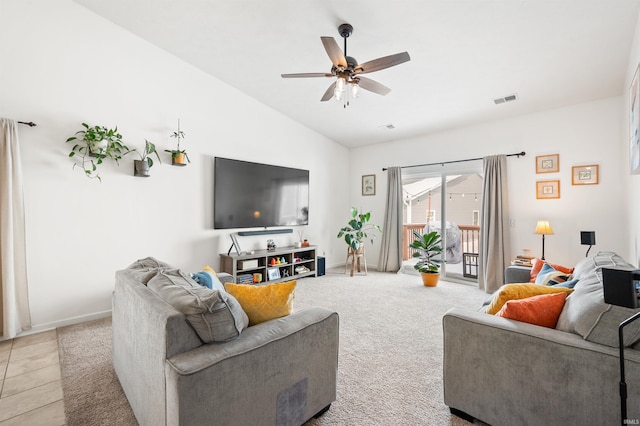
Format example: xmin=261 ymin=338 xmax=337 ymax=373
xmin=281 ymin=23 xmax=410 ymax=106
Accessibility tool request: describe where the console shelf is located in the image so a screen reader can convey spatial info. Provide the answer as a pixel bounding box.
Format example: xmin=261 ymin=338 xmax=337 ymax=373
xmin=220 ymin=245 xmax=317 ymax=284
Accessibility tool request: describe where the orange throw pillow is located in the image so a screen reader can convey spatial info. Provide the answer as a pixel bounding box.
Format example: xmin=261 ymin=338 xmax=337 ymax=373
xmin=495 ymin=292 xmax=568 ymax=328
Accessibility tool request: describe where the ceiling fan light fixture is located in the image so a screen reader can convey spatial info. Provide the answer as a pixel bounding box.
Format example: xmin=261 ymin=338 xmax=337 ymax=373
xmin=351 ymin=81 xmax=359 ymax=98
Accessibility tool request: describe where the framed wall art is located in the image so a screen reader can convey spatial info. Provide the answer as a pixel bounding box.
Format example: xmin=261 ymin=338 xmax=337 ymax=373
xmin=630 ymin=62 xmax=640 ymax=174
xmin=536 ymin=180 xmax=560 ymax=199
xmin=572 ymin=165 xmax=599 ymax=185
xmin=536 ymin=154 xmax=559 ymax=174
xmin=362 ymin=174 xmax=376 ymax=196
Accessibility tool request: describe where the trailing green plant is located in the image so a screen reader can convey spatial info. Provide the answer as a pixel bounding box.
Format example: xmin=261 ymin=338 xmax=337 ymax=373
xmin=410 ymin=230 xmax=445 ymax=273
xmin=337 ymin=207 xmax=382 ymax=251
xmin=135 ymin=139 xmax=161 ymax=168
xmin=66 ymin=123 xmax=132 ymax=181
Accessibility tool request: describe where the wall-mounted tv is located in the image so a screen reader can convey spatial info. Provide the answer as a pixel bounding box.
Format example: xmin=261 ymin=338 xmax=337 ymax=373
xmin=214 ymin=157 xmax=309 ymax=229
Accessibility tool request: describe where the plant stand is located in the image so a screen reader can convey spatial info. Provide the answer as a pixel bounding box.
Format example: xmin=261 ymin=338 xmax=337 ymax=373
xmin=345 ymin=246 xmax=367 ymax=277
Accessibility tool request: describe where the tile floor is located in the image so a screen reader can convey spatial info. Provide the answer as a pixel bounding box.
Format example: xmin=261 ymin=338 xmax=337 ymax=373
xmin=0 ymin=330 xmax=66 ymax=425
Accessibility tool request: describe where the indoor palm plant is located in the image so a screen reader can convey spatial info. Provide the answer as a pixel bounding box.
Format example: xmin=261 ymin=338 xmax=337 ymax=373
xmin=410 ymin=230 xmax=445 ymax=286
xmin=66 ymin=123 xmax=132 ymax=181
xmin=133 ymin=139 xmax=161 ymax=177
xmin=337 ymin=207 xmax=382 ymax=252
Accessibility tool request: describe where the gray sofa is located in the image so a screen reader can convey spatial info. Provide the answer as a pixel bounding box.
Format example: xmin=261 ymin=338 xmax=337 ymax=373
xmin=443 ymin=252 xmax=640 ymax=425
xmin=112 ymin=258 xmax=339 ymax=426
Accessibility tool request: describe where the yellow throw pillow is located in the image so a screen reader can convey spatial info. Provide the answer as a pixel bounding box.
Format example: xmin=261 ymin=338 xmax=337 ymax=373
xmin=484 ymin=283 xmax=573 ymax=315
xmin=224 ymin=280 xmax=296 ymax=326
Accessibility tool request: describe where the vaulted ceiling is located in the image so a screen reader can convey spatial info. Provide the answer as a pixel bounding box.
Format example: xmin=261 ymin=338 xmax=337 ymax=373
xmin=74 ymin=0 xmax=640 ymax=148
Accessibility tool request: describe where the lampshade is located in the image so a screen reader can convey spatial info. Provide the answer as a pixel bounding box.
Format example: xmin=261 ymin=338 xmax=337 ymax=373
xmin=534 ymin=220 xmax=554 ymax=235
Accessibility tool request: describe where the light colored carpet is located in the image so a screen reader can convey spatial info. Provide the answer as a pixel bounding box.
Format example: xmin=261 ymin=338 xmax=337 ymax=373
xmin=58 ymin=268 xmax=488 ymax=425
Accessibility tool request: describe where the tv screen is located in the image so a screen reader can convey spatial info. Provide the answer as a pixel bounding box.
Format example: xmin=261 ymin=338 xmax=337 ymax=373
xmin=214 ymin=157 xmax=309 ymax=229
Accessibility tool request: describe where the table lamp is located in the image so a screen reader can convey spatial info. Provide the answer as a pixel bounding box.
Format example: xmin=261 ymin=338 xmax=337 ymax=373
xmin=534 ymin=220 xmax=553 ymax=260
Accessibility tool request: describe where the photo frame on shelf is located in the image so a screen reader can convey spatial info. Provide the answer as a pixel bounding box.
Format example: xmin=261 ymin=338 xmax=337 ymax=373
xmin=630 ymin=62 xmax=640 ymax=174
xmin=362 ymin=174 xmax=376 ymax=196
xmin=572 ymin=165 xmax=599 ymax=185
xmin=536 ymin=154 xmax=559 ymax=174
xmin=267 ymin=267 xmax=281 ymax=281
xmin=536 ymin=180 xmax=560 ymax=199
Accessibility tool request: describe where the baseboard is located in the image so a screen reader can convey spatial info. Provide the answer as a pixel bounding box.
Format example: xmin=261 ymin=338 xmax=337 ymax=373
xmin=15 ymin=310 xmax=112 ymax=338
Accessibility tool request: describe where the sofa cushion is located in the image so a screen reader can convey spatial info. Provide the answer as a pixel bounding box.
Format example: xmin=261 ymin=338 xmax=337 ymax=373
xmin=148 ymin=269 xmax=249 ymax=343
xmin=124 ymin=256 xmax=174 ymax=285
xmin=530 ymin=258 xmax=574 ymax=282
xmin=534 ymin=263 xmax=568 ymax=285
xmin=191 ymin=268 xmax=225 ymax=293
xmin=556 ymin=252 xmax=640 ymax=347
xmin=225 ymin=280 xmax=296 ymax=326
xmin=495 ymin=292 xmax=567 ymax=328
xmin=483 ymin=283 xmax=573 ymax=315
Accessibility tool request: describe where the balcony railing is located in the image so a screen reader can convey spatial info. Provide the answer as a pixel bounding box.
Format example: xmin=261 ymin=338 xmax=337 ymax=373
xmin=403 ymin=223 xmax=480 ymax=261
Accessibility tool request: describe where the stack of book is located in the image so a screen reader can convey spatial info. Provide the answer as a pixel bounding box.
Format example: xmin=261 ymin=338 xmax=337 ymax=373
xmin=237 ymin=274 xmax=254 ymax=284
xmin=511 ymin=255 xmax=534 ymax=267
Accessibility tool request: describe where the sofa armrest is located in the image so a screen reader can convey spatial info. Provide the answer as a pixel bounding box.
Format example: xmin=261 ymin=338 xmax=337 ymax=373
xmin=504 ymin=265 xmax=531 ymax=283
xmin=443 ymin=307 xmax=640 ymax=425
xmin=165 ymin=307 xmax=339 ymax=426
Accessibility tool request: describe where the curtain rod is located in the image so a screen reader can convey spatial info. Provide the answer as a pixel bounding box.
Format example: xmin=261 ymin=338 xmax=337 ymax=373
xmin=382 ymin=151 xmax=525 ymax=171
xmin=18 ymin=121 xmax=37 ymax=127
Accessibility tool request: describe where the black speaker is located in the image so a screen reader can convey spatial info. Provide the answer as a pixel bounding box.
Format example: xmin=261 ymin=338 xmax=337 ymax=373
xmin=317 ymin=257 xmax=326 ymax=276
xmin=580 ymin=231 xmax=596 ymax=245
xmin=602 ymin=266 xmax=640 ymax=308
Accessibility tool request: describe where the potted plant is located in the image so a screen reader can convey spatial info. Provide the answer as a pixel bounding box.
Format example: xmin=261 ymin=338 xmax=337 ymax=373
xmin=337 ymin=207 xmax=382 ymax=252
xmin=410 ymin=230 xmax=445 ymax=286
xmin=133 ymin=139 xmax=161 ymax=177
xmin=66 ymin=123 xmax=132 ymax=181
xmin=164 ymin=119 xmax=190 ymax=166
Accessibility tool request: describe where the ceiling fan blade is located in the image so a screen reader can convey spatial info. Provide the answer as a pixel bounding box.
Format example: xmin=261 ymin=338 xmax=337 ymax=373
xmin=281 ymin=72 xmax=333 ymax=78
xmin=321 ymin=81 xmax=337 ymax=102
xmin=357 ymin=76 xmax=391 ymax=96
xmin=321 ymin=37 xmax=347 ymax=68
xmin=354 ymin=52 xmax=410 ymax=74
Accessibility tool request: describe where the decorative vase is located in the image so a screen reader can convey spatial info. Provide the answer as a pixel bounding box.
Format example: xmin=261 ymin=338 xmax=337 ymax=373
xmin=421 ymin=272 xmax=440 ymax=287
xmin=134 ymin=160 xmax=150 ymax=177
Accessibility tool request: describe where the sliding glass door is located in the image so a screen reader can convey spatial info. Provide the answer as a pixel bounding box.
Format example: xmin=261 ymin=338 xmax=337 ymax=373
xmin=402 ymin=164 xmax=482 ymax=282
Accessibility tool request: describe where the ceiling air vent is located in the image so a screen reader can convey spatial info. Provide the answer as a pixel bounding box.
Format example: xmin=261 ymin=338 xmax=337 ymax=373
xmin=493 ymin=93 xmax=518 ymax=105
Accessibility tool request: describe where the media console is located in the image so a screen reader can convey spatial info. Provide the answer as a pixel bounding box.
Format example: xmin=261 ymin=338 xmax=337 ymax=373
xmin=220 ymin=245 xmax=317 ymax=284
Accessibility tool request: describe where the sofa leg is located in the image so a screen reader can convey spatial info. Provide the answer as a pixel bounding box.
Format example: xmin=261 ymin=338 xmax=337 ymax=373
xmin=449 ymin=407 xmax=475 ymax=422
xmin=313 ymin=404 xmax=331 ymax=419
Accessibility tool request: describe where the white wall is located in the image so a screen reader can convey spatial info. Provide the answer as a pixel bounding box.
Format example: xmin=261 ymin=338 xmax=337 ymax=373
xmin=0 ymin=0 xmax=349 ymax=330
xmin=351 ymin=96 xmax=628 ymax=269
xmin=625 ymin=6 xmax=640 ymax=266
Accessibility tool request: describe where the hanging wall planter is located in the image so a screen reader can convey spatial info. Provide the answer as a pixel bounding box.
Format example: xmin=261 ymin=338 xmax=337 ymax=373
xmin=133 ymin=140 xmax=161 ymax=177
xmin=165 ymin=119 xmax=190 ymax=166
xmin=66 ymin=123 xmax=132 ymax=181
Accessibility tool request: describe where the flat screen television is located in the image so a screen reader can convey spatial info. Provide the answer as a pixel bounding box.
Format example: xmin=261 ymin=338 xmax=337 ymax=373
xmin=214 ymin=157 xmax=309 ymax=229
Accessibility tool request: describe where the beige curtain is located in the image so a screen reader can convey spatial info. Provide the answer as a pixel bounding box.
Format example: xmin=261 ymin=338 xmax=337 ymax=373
xmin=0 ymin=118 xmax=31 ymax=338
xmin=478 ymin=155 xmax=510 ymax=293
xmin=378 ymin=167 xmax=403 ymax=272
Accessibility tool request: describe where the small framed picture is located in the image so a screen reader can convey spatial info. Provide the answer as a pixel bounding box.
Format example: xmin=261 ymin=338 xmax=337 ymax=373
xmin=267 ymin=267 xmax=281 ymax=281
xmin=536 ymin=154 xmax=560 ymax=173
xmin=572 ymin=165 xmax=599 ymax=185
xmin=362 ymin=174 xmax=376 ymax=196
xmin=536 ymin=180 xmax=560 ymax=199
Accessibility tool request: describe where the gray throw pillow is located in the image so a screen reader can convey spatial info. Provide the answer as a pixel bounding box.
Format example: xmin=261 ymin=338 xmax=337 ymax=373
xmin=556 ymin=252 xmax=640 ymax=347
xmin=124 ymin=256 xmax=174 ymax=285
xmin=147 ymin=268 xmax=249 ymax=343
